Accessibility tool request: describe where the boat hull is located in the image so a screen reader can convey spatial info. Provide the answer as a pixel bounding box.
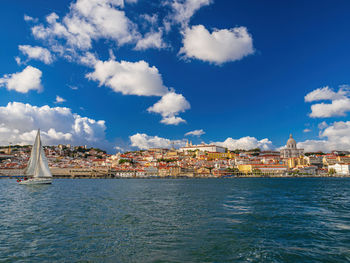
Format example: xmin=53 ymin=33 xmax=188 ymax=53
xmin=18 ymin=178 xmax=52 ymax=185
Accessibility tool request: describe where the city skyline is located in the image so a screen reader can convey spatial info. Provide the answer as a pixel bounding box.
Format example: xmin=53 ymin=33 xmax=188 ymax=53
xmin=1 ymin=0 xmax=350 ymax=153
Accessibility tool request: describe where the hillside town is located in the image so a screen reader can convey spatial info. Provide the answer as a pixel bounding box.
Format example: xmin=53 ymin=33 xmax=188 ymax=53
xmin=1 ymin=134 xmax=350 ymax=178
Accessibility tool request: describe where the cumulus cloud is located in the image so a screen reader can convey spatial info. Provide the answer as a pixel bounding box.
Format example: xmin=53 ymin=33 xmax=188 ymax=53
xmin=309 ymin=98 xmax=350 ymax=118
xmin=305 ymin=85 xmax=350 ymax=118
xmin=135 ymin=30 xmax=166 ymax=50
xmin=148 ymin=92 xmax=190 ymax=125
xmin=298 ymin=121 xmax=350 ymax=152
xmin=0 ymin=102 xmax=106 ymax=147
xmin=161 ymin=116 xmax=186 ymax=125
xmin=31 ymin=0 xmax=139 ymax=54
xmin=185 ymin=129 xmax=205 ymax=136
xmin=55 ymin=96 xmax=66 ymax=103
xmin=87 ymin=58 xmax=190 ymax=124
xmin=180 ymin=25 xmax=254 ymax=64
xmin=304 ymin=86 xmax=348 ymax=102
xmin=167 ymin=0 xmax=212 ymax=27
xmin=87 ymin=59 xmax=169 ymax=96
xmin=18 ymin=45 xmax=54 ymax=64
xmin=78 ymin=51 xmax=98 ymax=67
xmin=213 ymin=136 xmax=273 ymax=151
xmin=130 ymin=133 xmax=186 ymax=149
xmin=0 ymin=66 xmax=42 ymax=93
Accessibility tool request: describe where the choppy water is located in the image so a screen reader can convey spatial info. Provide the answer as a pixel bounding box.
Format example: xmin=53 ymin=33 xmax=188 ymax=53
xmin=1 ymin=178 xmax=350 ymax=262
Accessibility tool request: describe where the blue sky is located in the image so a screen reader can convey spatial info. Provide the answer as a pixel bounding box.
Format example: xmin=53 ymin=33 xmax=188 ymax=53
xmin=1 ymin=0 xmax=350 ymax=152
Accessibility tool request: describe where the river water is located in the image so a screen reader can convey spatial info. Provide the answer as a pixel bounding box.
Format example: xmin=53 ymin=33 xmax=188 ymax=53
xmin=1 ymin=178 xmax=350 ymax=262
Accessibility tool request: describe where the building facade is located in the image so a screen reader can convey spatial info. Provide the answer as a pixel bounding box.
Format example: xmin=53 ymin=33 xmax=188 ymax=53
xmin=179 ymin=142 xmax=226 ymax=153
xmin=328 ymin=163 xmax=350 ymax=175
xmin=280 ymin=134 xmax=304 ymax=158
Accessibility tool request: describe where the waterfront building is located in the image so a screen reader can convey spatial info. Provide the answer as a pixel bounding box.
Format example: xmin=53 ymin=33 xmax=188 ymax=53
xmin=328 ymin=163 xmax=350 ymax=175
xmin=237 ymin=164 xmax=288 ymax=175
xmin=195 ymin=167 xmax=211 ymax=176
xmin=212 ymin=168 xmax=232 ymax=177
xmin=280 ymin=134 xmax=304 ymax=158
xmin=297 ymin=166 xmax=318 ymax=175
xmin=144 ymin=167 xmax=158 ymax=177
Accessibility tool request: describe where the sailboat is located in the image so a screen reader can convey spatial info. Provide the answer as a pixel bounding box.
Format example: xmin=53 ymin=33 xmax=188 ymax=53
xmin=18 ymin=129 xmax=53 ymax=185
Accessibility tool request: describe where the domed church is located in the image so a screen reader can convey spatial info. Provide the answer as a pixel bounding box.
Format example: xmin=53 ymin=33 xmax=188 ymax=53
xmin=280 ymin=134 xmax=304 ymax=158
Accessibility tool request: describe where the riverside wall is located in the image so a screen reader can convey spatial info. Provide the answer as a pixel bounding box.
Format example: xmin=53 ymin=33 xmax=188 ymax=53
xmin=1 ymin=168 xmax=349 ymax=179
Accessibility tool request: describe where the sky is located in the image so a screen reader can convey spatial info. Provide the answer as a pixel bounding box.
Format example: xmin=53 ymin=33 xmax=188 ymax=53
xmin=1 ymin=0 xmax=350 ymax=153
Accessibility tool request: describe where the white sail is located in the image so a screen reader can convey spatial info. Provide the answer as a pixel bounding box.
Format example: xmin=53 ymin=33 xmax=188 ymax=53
xmin=25 ymin=130 xmax=52 ymax=178
xmin=25 ymin=131 xmax=39 ymax=176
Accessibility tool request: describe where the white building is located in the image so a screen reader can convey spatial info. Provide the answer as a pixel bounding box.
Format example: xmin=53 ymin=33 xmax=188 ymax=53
xmin=179 ymin=142 xmax=226 ymax=153
xmin=328 ymin=163 xmax=350 ymax=175
xmin=298 ymin=166 xmax=318 ymax=175
xmin=280 ymin=134 xmax=304 ymax=158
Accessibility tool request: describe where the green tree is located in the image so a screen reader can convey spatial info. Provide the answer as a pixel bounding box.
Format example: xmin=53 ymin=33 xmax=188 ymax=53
xmin=119 ymin=159 xmax=131 ymax=164
xmin=329 ymin=168 xmax=336 ymax=175
xmin=252 ymin=168 xmax=262 ymax=175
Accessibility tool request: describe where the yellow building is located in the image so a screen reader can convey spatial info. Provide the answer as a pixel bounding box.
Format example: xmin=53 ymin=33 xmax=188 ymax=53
xmin=166 ymin=151 xmax=178 ymax=157
xmin=237 ymin=164 xmax=253 ymax=173
xmin=207 ymin=152 xmax=236 ymax=160
xmin=238 ymin=164 xmax=288 ymax=175
xmin=287 ymin=156 xmax=308 ymax=169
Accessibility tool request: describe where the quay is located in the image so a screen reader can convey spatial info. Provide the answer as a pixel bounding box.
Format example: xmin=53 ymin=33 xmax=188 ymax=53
xmin=1 ymin=168 xmax=349 ymax=179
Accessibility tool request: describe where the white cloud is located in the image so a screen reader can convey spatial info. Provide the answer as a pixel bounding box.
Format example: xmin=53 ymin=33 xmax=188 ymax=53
xmin=185 ymin=129 xmax=205 ymax=136
xmin=303 ymin=128 xmax=311 ymax=133
xmin=24 ymin=15 xmax=38 ymax=23
xmin=297 ymin=140 xmax=328 ymax=153
xmin=18 ymin=129 xmax=73 ymax=143
xmin=14 ymin=57 xmax=21 ymax=65
xmin=78 ymin=51 xmax=98 ymax=67
xmin=305 ymin=85 xmax=350 ymax=118
xmin=168 ymin=0 xmax=212 ymax=27
xmin=31 ymin=0 xmax=140 ymax=53
xmin=0 ymin=102 xmax=106 ymax=147
xmin=180 ymin=25 xmax=254 ymax=64
xmin=318 ymin=121 xmax=328 ymax=130
xmin=141 ymin=14 xmax=158 ymax=26
xmin=87 ymin=58 xmax=190 ymax=125
xmin=55 ymin=96 xmax=66 ymax=104
xmin=298 ymin=121 xmax=350 ymax=152
xmin=309 ymin=98 xmax=350 ymax=118
xmin=135 ymin=30 xmax=166 ymax=50
xmin=213 ymin=136 xmax=273 ymax=151
xmin=18 ymin=45 xmax=54 ymax=64
xmin=0 ymin=66 xmax=42 ymax=93
xmin=130 ymin=133 xmax=186 ymax=149
xmin=161 ymin=116 xmax=186 ymax=125
xmin=148 ymin=92 xmax=190 ymax=125
xmin=87 ymin=59 xmax=169 ymax=96
xmin=304 ymin=86 xmax=348 ymax=102
xmin=114 ymin=145 xmax=124 ymax=152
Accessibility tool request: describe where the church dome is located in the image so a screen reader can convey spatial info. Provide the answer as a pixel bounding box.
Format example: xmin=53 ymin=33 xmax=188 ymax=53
xmin=286 ymin=134 xmax=296 ymax=149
